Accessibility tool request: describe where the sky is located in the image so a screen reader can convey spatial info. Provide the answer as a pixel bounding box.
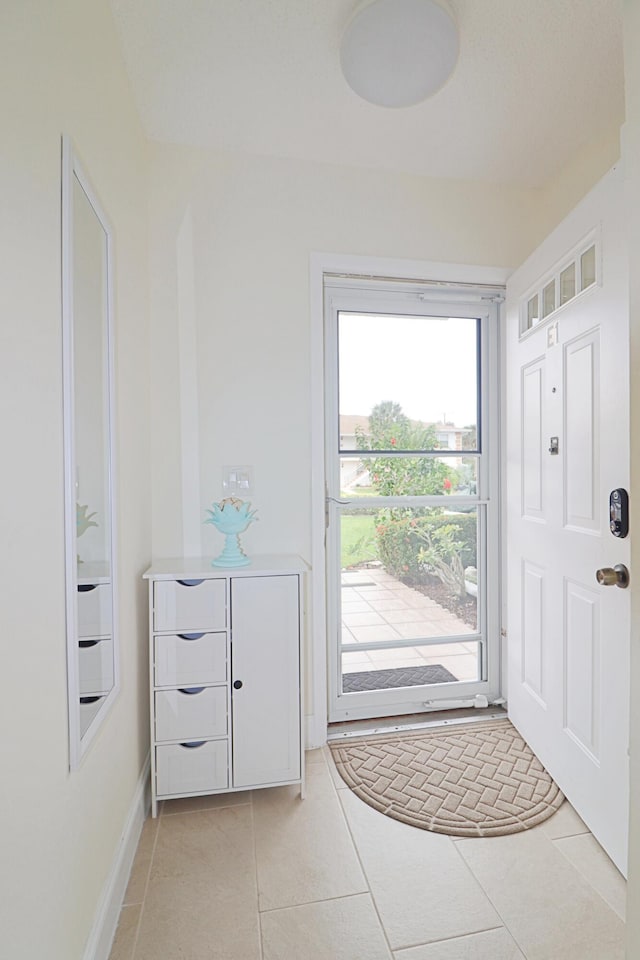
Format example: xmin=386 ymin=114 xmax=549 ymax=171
xmin=338 ymin=313 xmax=479 ymax=428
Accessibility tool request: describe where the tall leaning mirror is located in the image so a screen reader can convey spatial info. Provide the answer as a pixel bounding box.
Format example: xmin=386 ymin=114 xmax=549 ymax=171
xmin=62 ymin=138 xmax=118 ymax=769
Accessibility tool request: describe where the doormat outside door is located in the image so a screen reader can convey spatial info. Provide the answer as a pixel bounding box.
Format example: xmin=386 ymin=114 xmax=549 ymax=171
xmin=342 ymin=663 xmax=457 ymax=693
xmin=329 ymin=718 xmax=564 ymax=837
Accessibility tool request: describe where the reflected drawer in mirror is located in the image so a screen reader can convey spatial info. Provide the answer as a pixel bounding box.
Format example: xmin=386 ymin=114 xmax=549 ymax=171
xmin=154 ymin=579 xmax=226 ymax=632
xmin=156 ymin=740 xmax=228 ymax=797
xmin=78 ymin=638 xmax=114 ymax=695
xmin=79 ymin=695 xmax=105 ymax=738
xmin=155 ymin=686 xmax=228 ymax=742
xmin=154 ymin=632 xmax=227 ymax=687
xmin=77 ymin=583 xmax=112 ymax=638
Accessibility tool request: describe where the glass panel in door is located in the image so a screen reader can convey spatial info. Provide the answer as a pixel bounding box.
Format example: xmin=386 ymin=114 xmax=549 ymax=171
xmin=327 ymin=303 xmax=496 ymax=722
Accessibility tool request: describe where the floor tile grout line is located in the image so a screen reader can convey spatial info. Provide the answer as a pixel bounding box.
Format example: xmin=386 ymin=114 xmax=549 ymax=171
xmin=160 ymin=798 xmax=253 ymax=816
xmin=258 ymin=889 xmax=373 ymax=916
xmin=448 ymin=833 xmax=530 ymax=958
xmin=128 ymin=812 xmax=162 ymax=960
xmin=328 ymin=762 xmax=396 ymax=959
xmin=249 ymin=796 xmax=265 ymax=960
xmin=391 ymin=924 xmax=508 ymax=955
xmin=550 ymin=835 xmax=627 ymax=920
xmin=544 ymin=827 xmax=590 ymax=841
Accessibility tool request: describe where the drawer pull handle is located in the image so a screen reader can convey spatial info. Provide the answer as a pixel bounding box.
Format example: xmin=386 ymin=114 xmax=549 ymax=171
xmin=233 ymin=680 xmax=243 ymax=690
xmin=179 ymin=741 xmax=206 ymax=749
xmin=177 ymin=632 xmax=205 ymax=641
xmin=78 ymin=584 xmax=98 ymax=593
xmin=177 ymin=579 xmax=205 ymax=587
xmin=178 ymin=686 xmax=205 ymax=695
xmin=80 ymin=695 xmax=102 ymax=704
xmin=79 ymin=639 xmax=101 ymax=648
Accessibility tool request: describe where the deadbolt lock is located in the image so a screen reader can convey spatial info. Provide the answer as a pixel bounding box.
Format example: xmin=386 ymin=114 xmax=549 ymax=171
xmin=595 ymin=564 xmax=630 ymax=589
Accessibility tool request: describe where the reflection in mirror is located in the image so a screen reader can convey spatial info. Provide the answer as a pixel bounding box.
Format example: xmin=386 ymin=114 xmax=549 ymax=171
xmin=62 ymin=138 xmax=118 ymax=768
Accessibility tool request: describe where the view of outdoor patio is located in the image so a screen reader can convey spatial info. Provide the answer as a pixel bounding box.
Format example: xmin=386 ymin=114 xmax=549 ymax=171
xmin=338 ymin=400 xmax=481 ymax=696
xmin=341 ymin=567 xmax=478 ymax=686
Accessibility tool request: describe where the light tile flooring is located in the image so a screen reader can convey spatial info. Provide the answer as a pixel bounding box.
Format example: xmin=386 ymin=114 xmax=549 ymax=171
xmin=110 ymin=746 xmax=626 ymax=960
xmin=341 ymin=568 xmax=478 ymax=683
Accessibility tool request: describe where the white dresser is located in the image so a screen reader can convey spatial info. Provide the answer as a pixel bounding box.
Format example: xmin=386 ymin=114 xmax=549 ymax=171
xmin=143 ymin=555 xmax=306 ymax=816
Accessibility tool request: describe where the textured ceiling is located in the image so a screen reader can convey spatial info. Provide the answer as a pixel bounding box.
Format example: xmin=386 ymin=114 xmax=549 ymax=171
xmin=109 ymin=0 xmax=624 ymax=187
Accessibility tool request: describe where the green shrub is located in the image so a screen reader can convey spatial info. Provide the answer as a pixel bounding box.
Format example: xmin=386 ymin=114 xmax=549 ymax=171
xmin=375 ymin=510 xmax=477 ymax=591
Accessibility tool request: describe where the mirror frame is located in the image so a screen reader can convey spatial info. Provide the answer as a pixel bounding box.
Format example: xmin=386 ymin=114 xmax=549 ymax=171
xmin=62 ymin=136 xmax=119 ymax=769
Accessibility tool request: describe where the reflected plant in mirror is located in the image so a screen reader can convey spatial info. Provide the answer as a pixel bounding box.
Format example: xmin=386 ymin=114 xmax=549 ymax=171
xmin=62 ymin=137 xmax=118 ymax=768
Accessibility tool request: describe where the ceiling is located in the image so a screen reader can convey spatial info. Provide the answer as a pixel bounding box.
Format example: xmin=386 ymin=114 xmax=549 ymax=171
xmin=110 ymin=0 xmax=624 ymax=188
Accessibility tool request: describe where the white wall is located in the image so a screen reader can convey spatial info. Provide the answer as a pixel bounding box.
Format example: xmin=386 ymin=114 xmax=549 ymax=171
xmin=0 ymin=3 xmax=150 ymax=958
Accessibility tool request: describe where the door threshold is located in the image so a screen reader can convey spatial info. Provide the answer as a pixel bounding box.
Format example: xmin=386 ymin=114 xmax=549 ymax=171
xmin=326 ymin=705 xmax=508 ymax=741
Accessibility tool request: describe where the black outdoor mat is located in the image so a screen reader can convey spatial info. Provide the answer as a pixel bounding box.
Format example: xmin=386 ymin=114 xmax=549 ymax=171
xmin=342 ymin=663 xmax=458 ymax=693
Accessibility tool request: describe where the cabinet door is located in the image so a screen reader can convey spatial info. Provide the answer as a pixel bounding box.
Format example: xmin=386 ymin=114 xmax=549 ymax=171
xmin=231 ymin=575 xmax=300 ymax=787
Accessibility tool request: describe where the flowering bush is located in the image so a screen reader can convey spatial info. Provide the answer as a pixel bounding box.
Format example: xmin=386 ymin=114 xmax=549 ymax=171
xmin=375 ymin=510 xmax=476 ymax=593
xmin=355 ymin=401 xmax=455 ymax=496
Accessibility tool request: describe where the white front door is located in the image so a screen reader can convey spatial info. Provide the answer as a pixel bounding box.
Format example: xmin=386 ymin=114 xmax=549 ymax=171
xmin=506 ymin=164 xmax=630 ymax=873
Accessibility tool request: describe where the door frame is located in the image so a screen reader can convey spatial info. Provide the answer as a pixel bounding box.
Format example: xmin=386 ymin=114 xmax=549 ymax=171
xmin=308 ymin=253 xmax=511 ymax=748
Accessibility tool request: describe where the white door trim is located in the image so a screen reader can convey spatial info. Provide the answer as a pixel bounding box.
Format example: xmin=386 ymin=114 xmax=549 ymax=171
xmin=308 ymin=253 xmax=510 ymax=748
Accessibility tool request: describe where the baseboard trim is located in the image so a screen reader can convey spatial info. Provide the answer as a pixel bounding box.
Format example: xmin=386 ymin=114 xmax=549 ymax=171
xmin=83 ymin=755 xmax=151 ymax=960
xmin=306 ymin=712 xmax=327 ymax=750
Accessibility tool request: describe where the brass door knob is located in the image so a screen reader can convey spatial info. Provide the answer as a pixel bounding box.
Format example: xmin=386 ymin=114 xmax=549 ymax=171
xmin=595 ymin=564 xmax=630 ymax=588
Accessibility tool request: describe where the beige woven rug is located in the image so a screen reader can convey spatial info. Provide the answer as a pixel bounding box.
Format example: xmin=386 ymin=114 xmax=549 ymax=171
xmin=329 ymin=719 xmax=564 ymax=837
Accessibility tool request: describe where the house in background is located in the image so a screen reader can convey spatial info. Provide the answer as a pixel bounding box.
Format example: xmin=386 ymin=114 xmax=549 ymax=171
xmin=338 ymin=414 xmax=467 ymax=490
xmin=3 ymin=2 xmax=640 ymax=958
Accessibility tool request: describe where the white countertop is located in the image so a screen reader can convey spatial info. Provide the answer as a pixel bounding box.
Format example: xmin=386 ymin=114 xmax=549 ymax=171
xmin=143 ymin=553 xmax=308 ymax=580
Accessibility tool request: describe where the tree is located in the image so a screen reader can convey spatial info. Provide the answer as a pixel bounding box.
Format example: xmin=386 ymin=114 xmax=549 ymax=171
xmin=356 ymin=401 xmax=453 ymax=497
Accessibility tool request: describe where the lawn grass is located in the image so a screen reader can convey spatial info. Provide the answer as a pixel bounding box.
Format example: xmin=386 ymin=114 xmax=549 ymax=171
xmin=341 ymin=513 xmax=378 ymax=568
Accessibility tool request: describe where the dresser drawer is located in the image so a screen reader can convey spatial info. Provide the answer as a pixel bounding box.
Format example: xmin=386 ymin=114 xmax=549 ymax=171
xmin=79 ymin=638 xmax=114 ymax=695
xmin=155 ymin=686 xmax=227 ymax=741
xmin=77 ymin=583 xmax=111 ymax=638
xmin=154 ymin=579 xmax=226 ymax=632
xmin=156 ymin=740 xmax=229 ymax=797
xmin=154 ymin=632 xmax=226 ymax=687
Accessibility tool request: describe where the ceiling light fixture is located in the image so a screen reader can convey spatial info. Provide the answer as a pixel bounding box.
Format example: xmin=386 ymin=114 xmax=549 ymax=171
xmin=340 ymin=0 xmax=459 ymax=108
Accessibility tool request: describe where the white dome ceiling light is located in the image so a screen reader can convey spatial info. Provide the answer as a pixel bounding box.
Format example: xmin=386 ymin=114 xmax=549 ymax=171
xmin=340 ymin=0 xmax=459 ymax=108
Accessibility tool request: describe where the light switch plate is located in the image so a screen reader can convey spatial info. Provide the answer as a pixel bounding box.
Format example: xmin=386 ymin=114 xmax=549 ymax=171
xmin=222 ymin=465 xmax=254 ymax=497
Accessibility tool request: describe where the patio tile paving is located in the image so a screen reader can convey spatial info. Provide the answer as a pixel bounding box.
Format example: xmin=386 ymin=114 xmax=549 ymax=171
xmin=351 ymin=588 xmax=397 ymax=600
xmin=339 ymin=567 xmax=476 ymax=688
xmin=423 ymin=654 xmax=478 ymax=680
xmin=349 ymin=624 xmax=403 ymax=643
xmin=366 ymin=599 xmax=411 ymax=612
xmin=342 ymin=612 xmax=386 ymax=627
xmin=379 ymin=608 xmax=438 ymax=624
xmin=341 ymin=601 xmax=375 ymax=613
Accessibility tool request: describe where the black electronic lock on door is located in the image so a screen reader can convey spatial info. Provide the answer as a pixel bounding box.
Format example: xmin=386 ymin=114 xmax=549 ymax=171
xmin=609 ymin=488 xmax=629 ymax=538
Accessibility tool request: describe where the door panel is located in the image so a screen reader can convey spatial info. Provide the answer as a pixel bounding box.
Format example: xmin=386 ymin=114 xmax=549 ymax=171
xmin=564 ymin=330 xmax=599 ymax=531
xmin=564 ymin=578 xmax=600 ymax=759
xmin=231 ymin=575 xmax=301 ymax=787
xmin=522 ymin=559 xmax=545 ymax=702
xmin=506 ymin=164 xmax=629 ymax=873
xmin=521 ymin=359 xmax=545 ymax=519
